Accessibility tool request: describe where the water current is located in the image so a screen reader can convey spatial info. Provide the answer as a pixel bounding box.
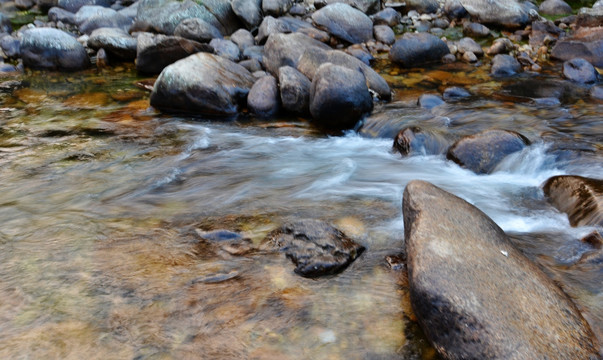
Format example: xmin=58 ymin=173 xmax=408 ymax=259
xmin=0 ymin=60 xmax=601 ymax=359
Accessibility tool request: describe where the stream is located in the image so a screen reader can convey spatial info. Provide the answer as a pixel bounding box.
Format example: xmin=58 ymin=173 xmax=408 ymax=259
xmin=0 ymin=60 xmax=601 ymax=359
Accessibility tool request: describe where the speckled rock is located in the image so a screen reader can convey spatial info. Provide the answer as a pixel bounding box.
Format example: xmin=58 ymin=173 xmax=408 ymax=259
xmin=542 ymin=176 xmax=603 ymax=227
xmin=174 ymin=18 xmax=223 ymax=43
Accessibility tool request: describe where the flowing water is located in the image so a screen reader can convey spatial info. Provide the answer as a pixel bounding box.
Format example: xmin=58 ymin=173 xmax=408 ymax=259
xmin=0 ymin=60 xmax=601 ymax=359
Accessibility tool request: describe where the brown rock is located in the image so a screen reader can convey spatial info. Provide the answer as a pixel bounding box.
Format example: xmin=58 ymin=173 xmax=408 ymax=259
xmin=542 ymin=175 xmax=603 ymax=227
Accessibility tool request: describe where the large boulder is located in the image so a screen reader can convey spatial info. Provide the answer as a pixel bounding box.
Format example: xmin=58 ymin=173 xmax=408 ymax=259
xmin=311 ymin=3 xmax=374 ymax=44
xmin=262 ymin=0 xmax=293 ymax=17
xmin=297 ymin=48 xmax=391 ymax=100
xmin=563 ymin=58 xmax=598 ymax=84
xmin=390 ymin=32 xmax=450 ymax=67
xmin=321 ymin=0 xmax=380 ymax=14
xmin=542 ymin=176 xmax=603 ymax=227
xmin=310 ymin=63 xmax=373 ymax=130
xmin=247 ymin=75 xmax=280 ymax=116
xmin=20 ymin=28 xmax=89 ymax=71
xmin=278 ymin=65 xmax=311 ymax=115
xmin=266 ymin=219 xmax=365 ymax=277
xmin=136 ymin=32 xmax=213 ymax=73
xmin=403 ymin=180 xmax=601 ymax=360
xmin=446 ymin=129 xmax=530 ymax=174
xmin=262 ymin=32 xmax=331 ymax=75
xmin=132 ymin=0 xmax=223 ymax=35
xmin=87 ymin=28 xmax=137 ymax=60
xmin=150 ymin=53 xmax=255 ymax=116
xmin=551 ymin=27 xmax=603 ymax=68
xmin=173 ymin=18 xmax=223 ymax=43
xmin=231 ymin=0 xmax=262 ymax=29
xmin=458 ymin=0 xmax=530 ymax=28
xmin=0 ymin=13 xmax=12 ymax=34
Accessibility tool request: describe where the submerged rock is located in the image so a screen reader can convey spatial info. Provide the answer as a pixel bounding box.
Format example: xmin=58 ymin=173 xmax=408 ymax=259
xmin=403 ymin=180 xmax=601 ymax=360
xmin=390 ymin=32 xmax=450 ymax=67
xmin=393 ymin=127 xmax=450 ymax=156
xmin=311 ymin=3 xmax=374 ymax=44
xmin=267 ymin=219 xmax=365 ymax=277
xmin=310 ymin=63 xmax=373 ymax=130
xmin=490 ymin=54 xmax=521 ymax=77
xmin=173 ymin=18 xmax=223 ymax=43
xmin=263 ymin=32 xmax=331 ymax=75
xmin=150 ymin=52 xmax=255 ymax=116
xmin=542 ymin=175 xmax=603 ymax=227
xmin=20 ymin=28 xmax=89 ymax=71
xmin=88 ymin=28 xmax=137 ymax=60
xmin=446 ymin=129 xmax=530 ymax=174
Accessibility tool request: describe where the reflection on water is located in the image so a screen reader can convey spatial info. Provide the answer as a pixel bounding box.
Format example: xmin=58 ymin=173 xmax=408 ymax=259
xmin=0 ymin=64 xmax=601 ymax=359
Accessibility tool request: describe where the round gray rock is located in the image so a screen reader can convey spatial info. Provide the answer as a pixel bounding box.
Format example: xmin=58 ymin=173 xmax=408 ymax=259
xmin=278 ymin=65 xmax=311 ymax=114
xmin=136 ymin=32 xmax=213 ymax=74
xmin=209 ymin=38 xmax=240 ymax=61
xmin=151 ymin=52 xmax=255 ymax=116
xmin=262 ymin=0 xmax=292 ymax=17
xmin=231 ymin=0 xmax=262 ymax=29
xmin=310 ymin=63 xmax=373 ymax=130
xmin=247 ymin=75 xmax=279 ymax=117
xmin=312 ymin=3 xmax=374 ymax=44
xmin=20 ymin=28 xmax=89 ymax=71
xmin=403 ymin=180 xmax=601 ymax=360
xmin=390 ymin=32 xmax=450 ymax=67
xmin=458 ymin=0 xmax=529 ymax=28
xmin=563 ymin=58 xmax=598 ymax=84
xmin=374 ymin=25 xmax=395 ymax=45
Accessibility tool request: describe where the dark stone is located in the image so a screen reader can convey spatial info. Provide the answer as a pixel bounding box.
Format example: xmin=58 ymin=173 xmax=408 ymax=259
xmin=393 ymin=126 xmax=450 ymax=156
xmin=209 ymin=38 xmax=240 ymax=61
xmin=312 ymin=3 xmax=374 ymax=44
xmin=239 ymin=58 xmax=262 ymax=72
xmin=132 ymin=0 xmax=223 ymax=35
xmin=372 ymin=7 xmax=401 ymax=27
xmin=405 ymin=0 xmax=439 ymax=13
xmin=444 ymin=0 xmax=468 ymax=18
xmin=263 ymin=32 xmax=331 ymax=75
xmin=48 ymin=7 xmax=77 ymax=26
xmin=562 ymin=58 xmax=598 ymax=84
xmin=417 ymin=93 xmax=444 ymax=109
xmin=490 ymin=54 xmax=521 ymax=77
xmin=0 ymin=14 xmax=12 ymax=35
xmin=403 ymin=180 xmax=601 ymax=360
xmin=95 ymin=48 xmax=109 ymax=68
xmin=297 ymin=48 xmax=391 ymax=100
xmin=230 ymin=29 xmax=255 ymax=52
xmin=0 ymin=35 xmax=20 ymax=59
xmin=88 ymin=27 xmax=137 ymax=60
xmin=247 ymin=75 xmax=279 ymax=116
xmin=20 ymin=28 xmax=89 ymax=71
xmin=446 ymin=129 xmax=530 ymax=174
xmin=389 ymin=32 xmax=450 ymax=67
xmin=58 ymin=0 xmax=111 ymax=13
xmin=173 ymin=18 xmax=223 ymax=43
xmin=458 ymin=0 xmax=529 ymax=28
xmin=150 ymin=52 xmax=255 ymax=116
xmin=310 ymin=63 xmax=373 ymax=130
xmin=136 ymin=32 xmax=213 ymax=74
xmin=529 ymin=20 xmax=562 ymax=48
xmin=443 ymin=86 xmax=471 ymax=100
xmin=289 ymin=3 xmax=306 ymax=16
xmin=242 ymin=45 xmax=264 ymax=62
xmin=262 ymin=0 xmax=292 ymax=17
xmin=581 ymin=230 xmax=603 ymax=249
xmin=278 ymin=65 xmax=311 ymax=114
xmin=539 ymin=0 xmax=572 ymax=16
xmin=373 ymin=25 xmax=395 ymax=45
xmin=542 ymin=176 xmax=603 ymax=227
xmin=16 ymin=0 xmax=35 ymax=10
xmin=463 ymin=21 xmax=490 ymax=37
xmin=592 ymin=86 xmax=603 ymax=100
xmin=231 ymin=0 xmax=262 ymax=30
xmin=267 ymin=219 xmax=365 ymax=277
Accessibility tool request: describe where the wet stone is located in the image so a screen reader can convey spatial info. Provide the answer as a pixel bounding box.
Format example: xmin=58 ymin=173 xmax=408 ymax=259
xmin=542 ymin=175 xmax=603 ymax=227
xmin=562 ymin=58 xmax=598 ymax=84
xmin=490 ymin=54 xmax=521 ymax=77
xmin=393 ymin=126 xmax=450 ymax=156
xmin=266 ymin=219 xmax=365 ymax=278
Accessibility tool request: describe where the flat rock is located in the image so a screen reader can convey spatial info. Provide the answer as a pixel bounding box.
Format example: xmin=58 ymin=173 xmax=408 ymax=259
xmin=310 ymin=63 xmax=373 ymax=130
xmin=247 ymin=75 xmax=279 ymax=116
xmin=132 ymin=0 xmax=223 ymax=35
xmin=542 ymin=175 xmax=603 ymax=227
xmin=88 ymin=28 xmax=137 ymax=60
xmin=446 ymin=129 xmax=530 ymax=174
xmin=312 ymin=3 xmax=374 ymax=44
xmin=278 ymin=65 xmax=311 ymax=114
xmin=390 ymin=32 xmax=450 ymax=67
xmin=459 ymin=0 xmax=529 ymax=28
xmin=262 ymin=0 xmax=293 ymax=17
xmin=136 ymin=32 xmax=213 ymax=73
xmin=20 ymin=28 xmax=89 ymax=71
xmin=150 ymin=52 xmax=255 ymax=116
xmin=552 ymin=27 xmax=603 ymax=68
xmin=267 ymin=219 xmax=365 ymax=277
xmin=403 ymin=180 xmax=601 ymax=360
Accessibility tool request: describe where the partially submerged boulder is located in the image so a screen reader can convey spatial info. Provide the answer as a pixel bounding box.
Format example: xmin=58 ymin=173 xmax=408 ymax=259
xmin=446 ymin=129 xmax=530 ymax=174
xmin=403 ymin=180 xmax=601 ymax=360
xmin=542 ymin=175 xmax=603 ymax=227
xmin=20 ymin=28 xmax=89 ymax=71
xmin=267 ymin=219 xmax=365 ymax=277
xmin=150 ymin=52 xmax=255 ymax=116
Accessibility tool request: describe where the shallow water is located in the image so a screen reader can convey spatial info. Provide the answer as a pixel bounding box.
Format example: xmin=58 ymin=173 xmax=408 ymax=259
xmin=0 ymin=61 xmax=601 ymax=359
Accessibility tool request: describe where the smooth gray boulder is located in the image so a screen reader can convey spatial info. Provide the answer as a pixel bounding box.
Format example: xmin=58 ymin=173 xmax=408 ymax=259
xmin=48 ymin=7 xmax=76 ymax=26
xmin=563 ymin=58 xmax=598 ymax=84
xmin=174 ymin=18 xmax=223 ymax=43
xmin=132 ymin=0 xmax=223 ymax=35
xmin=74 ymin=5 xmax=116 ymax=26
xmin=57 ymin=0 xmax=110 ymax=13
xmin=202 ymin=0 xmax=242 ymax=35
xmin=278 ymin=65 xmax=311 ymax=115
xmin=310 ymin=63 xmax=373 ymax=130
xmin=230 ymin=29 xmax=255 ymax=51
xmin=297 ymin=48 xmax=390 ymax=100
xmin=539 ymin=0 xmax=572 ymax=16
xmin=267 ymin=219 xmax=365 ymax=277
xmin=262 ymin=0 xmax=292 ymax=16
xmin=311 ymin=3 xmax=374 ymax=44
xmin=209 ymin=38 xmax=240 ymax=61
xmin=371 ymin=7 xmax=401 ymax=26
xmin=490 ymin=54 xmax=521 ymax=77
xmin=88 ymin=28 xmax=137 ymax=60
xmin=150 ymin=52 xmax=255 ymax=116
xmin=446 ymin=129 xmax=530 ymax=174
xmin=79 ymin=11 xmax=132 ymax=35
xmin=405 ymin=0 xmax=439 ymax=13
xmin=321 ymin=0 xmax=380 ymax=14
xmin=262 ymin=32 xmax=331 ymax=75
xmin=136 ymin=32 xmax=213 ymax=73
xmin=247 ymin=75 xmax=280 ymax=116
xmin=543 ymin=176 xmax=603 ymax=227
xmin=458 ymin=0 xmax=529 ymax=28
xmin=390 ymin=32 xmax=450 ymax=67
xmin=403 ymin=180 xmax=601 ymax=360
xmin=0 ymin=35 xmax=20 ymax=59
xmin=20 ymin=28 xmax=89 ymax=71
xmin=231 ymin=0 xmax=262 ymax=29
xmin=256 ymin=16 xmax=291 ymax=44
xmin=0 ymin=13 xmax=12 ymax=34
